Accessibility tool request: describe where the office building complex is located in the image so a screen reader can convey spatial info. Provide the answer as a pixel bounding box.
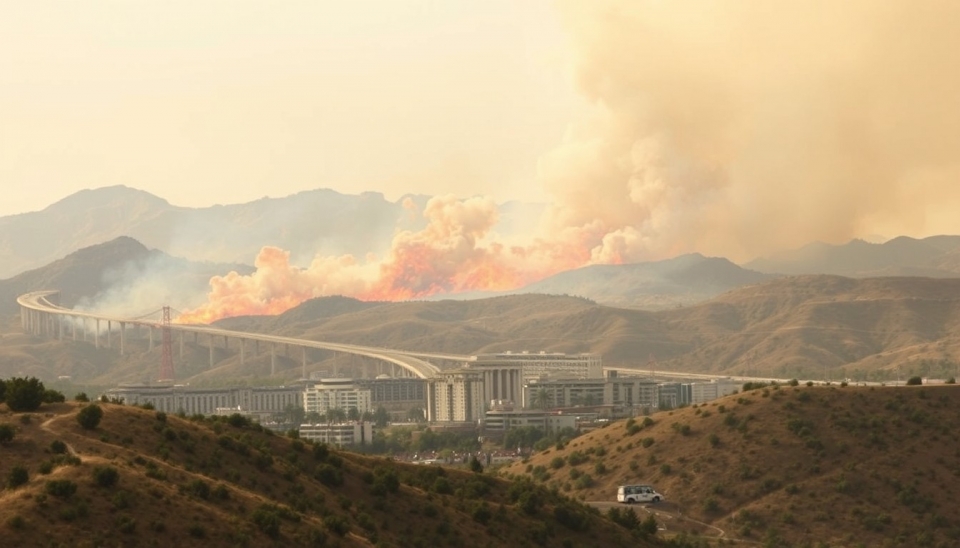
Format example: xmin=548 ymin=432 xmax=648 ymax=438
xmin=303 ymin=379 xmax=372 ymax=415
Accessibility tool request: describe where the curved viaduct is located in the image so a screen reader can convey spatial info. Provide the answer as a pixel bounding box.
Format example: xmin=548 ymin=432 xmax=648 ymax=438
xmin=18 ymin=291 xmax=459 ymax=380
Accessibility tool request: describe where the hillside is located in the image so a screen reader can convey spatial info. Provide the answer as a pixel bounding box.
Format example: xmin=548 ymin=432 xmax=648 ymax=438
xmin=746 ymin=235 xmax=960 ymax=278
xmin=503 ymin=383 xmax=960 ymax=547
xmin=6 ymin=274 xmax=960 ymax=385
xmin=0 ymin=400 xmax=646 ymax=547
xmin=513 ymin=253 xmax=776 ymax=310
xmin=0 ymin=236 xmax=251 ymax=319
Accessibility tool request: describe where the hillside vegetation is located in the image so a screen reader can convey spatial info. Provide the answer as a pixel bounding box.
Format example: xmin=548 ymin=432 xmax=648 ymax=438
xmin=504 ymin=384 xmax=960 ymax=547
xmin=0 ymin=400 xmax=646 ymax=547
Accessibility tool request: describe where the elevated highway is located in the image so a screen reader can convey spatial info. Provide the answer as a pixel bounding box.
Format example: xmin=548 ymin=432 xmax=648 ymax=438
xmin=18 ymin=291 xmax=453 ymax=379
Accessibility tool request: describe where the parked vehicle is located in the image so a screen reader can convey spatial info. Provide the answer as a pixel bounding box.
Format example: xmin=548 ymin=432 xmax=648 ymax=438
xmin=617 ymin=484 xmax=663 ymax=504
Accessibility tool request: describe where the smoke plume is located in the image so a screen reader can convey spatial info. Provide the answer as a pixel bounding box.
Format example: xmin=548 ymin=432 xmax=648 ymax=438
xmin=181 ymin=1 xmax=960 ymax=322
xmin=544 ymin=0 xmax=960 ymax=262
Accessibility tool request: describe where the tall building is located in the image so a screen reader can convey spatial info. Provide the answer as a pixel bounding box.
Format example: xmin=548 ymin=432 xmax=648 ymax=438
xmin=467 ymin=352 xmax=602 ymax=408
xmin=303 ymin=379 xmax=372 ymax=415
xmin=523 ymin=374 xmax=659 ymax=410
xmin=355 ymin=376 xmax=426 ymax=419
xmin=299 ymin=422 xmax=374 ymax=446
xmin=426 ymin=368 xmax=484 ymax=423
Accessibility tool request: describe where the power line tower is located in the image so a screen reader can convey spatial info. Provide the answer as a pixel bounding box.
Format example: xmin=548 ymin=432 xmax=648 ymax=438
xmin=159 ymin=306 xmax=175 ymax=382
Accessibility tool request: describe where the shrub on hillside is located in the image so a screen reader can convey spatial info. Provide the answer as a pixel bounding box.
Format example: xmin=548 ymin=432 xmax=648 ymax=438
xmin=93 ymin=466 xmax=120 ymax=488
xmin=0 ymin=423 xmax=15 ymax=444
xmin=42 ymin=389 xmax=65 ymax=403
xmin=74 ymin=392 xmax=89 ymax=402
xmin=7 ymin=465 xmax=29 ymax=488
xmin=4 ymin=377 xmax=46 ymax=412
xmin=77 ymin=404 xmax=103 ymax=430
xmin=45 ymin=479 xmax=78 ymax=498
xmin=906 ymin=376 xmax=923 ymax=386
xmin=50 ymin=440 xmax=67 ymax=454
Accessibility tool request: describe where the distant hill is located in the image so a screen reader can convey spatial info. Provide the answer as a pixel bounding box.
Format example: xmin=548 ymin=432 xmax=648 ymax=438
xmin=0 ymin=236 xmax=251 ymax=319
xmin=0 ymin=400 xmax=643 ymax=547
xmin=0 ymin=185 xmax=544 ymax=279
xmin=504 ymin=384 xmax=960 ymax=547
xmin=746 ymin=235 xmax=960 ymax=277
xmin=6 ymin=275 xmax=960 ymax=385
xmin=514 ymin=253 xmax=775 ymax=309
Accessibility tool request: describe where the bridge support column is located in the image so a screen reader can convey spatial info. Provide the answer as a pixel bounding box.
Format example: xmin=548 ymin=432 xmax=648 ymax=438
xmin=254 ymin=340 xmax=260 ymax=355
xmin=179 ymin=332 xmax=184 ymax=359
xmin=148 ymin=327 xmax=154 ymax=351
xmin=239 ymin=339 xmax=245 ymax=366
xmin=209 ymin=335 xmax=215 ymax=368
xmin=94 ymin=319 xmax=100 ymax=349
xmin=71 ymin=316 xmax=77 ymax=341
xmin=223 ymin=335 xmax=228 ymax=350
xmin=270 ymin=344 xmax=276 ymax=376
xmin=119 ymin=322 xmax=125 ymax=355
xmin=106 ymin=320 xmax=112 ymax=349
xmin=57 ymin=316 xmax=63 ymax=340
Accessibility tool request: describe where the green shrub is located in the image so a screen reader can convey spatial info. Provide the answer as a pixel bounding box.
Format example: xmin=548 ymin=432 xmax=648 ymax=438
xmin=92 ymin=466 xmax=120 ymax=488
xmin=0 ymin=424 xmax=14 ymax=444
xmin=74 ymin=392 xmax=89 ymax=402
xmin=76 ymin=404 xmax=103 ymax=430
xmin=7 ymin=465 xmax=29 ymax=489
xmin=45 ymin=479 xmax=78 ymax=498
xmin=4 ymin=377 xmax=46 ymax=412
xmin=550 ymin=456 xmax=566 ymax=469
xmin=50 ymin=440 xmax=67 ymax=454
xmin=906 ymin=376 xmax=923 ymax=386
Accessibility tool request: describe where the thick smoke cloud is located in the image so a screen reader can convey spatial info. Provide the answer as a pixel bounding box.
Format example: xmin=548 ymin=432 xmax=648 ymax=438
xmin=181 ymin=1 xmax=960 ymax=322
xmin=544 ymin=0 xmax=960 ymax=261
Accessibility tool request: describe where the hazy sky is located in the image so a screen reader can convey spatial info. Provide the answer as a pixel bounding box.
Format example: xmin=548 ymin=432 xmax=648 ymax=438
xmin=1 ymin=0 xmax=575 ymax=217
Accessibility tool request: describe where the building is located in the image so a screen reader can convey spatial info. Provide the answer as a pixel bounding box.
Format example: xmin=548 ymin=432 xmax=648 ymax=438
xmin=426 ymin=368 xmax=484 ymax=423
xmin=355 ymin=376 xmax=426 ymax=419
xmin=482 ymin=406 xmax=578 ymax=435
xmin=104 ymin=384 xmax=301 ymax=419
xmin=467 ymin=352 xmax=603 ymax=408
xmin=690 ymin=379 xmax=740 ymax=404
xmin=299 ymin=422 xmax=375 ymax=446
xmin=523 ymin=374 xmax=659 ymax=411
xmin=303 ymin=379 xmax=372 ymax=415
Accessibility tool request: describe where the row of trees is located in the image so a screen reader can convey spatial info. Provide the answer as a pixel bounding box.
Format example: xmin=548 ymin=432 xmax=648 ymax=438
xmin=276 ymin=404 xmax=424 ymax=428
xmin=0 ymin=377 xmax=65 ymax=412
xmin=530 ymin=387 xmax=598 ymax=410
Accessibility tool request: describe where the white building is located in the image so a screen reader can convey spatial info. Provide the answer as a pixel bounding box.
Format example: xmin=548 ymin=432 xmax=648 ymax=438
xmin=483 ymin=408 xmax=577 ymax=435
xmin=523 ymin=374 xmax=660 ymax=410
xmin=690 ymin=380 xmax=740 ymax=404
xmin=467 ymin=352 xmax=603 ymax=408
xmin=426 ymin=368 xmax=484 ymax=423
xmin=104 ymin=384 xmax=301 ymax=418
xmin=303 ymin=379 xmax=372 ymax=415
xmin=299 ymin=422 xmax=375 ymax=446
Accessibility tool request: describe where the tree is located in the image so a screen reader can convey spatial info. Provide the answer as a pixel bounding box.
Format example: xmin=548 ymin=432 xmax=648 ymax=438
xmin=373 ymin=406 xmax=390 ymax=427
xmin=42 ymin=389 xmax=65 ymax=403
xmin=347 ymin=406 xmax=360 ymax=422
xmin=469 ymin=455 xmax=484 ymax=474
xmin=0 ymin=379 xmax=6 ymax=403
xmin=74 ymin=392 xmax=89 ymax=402
xmin=531 ymin=388 xmax=552 ymax=410
xmin=4 ymin=377 xmax=46 ymax=412
xmin=282 ymin=403 xmax=305 ymax=425
xmin=406 ymin=407 xmax=424 ymax=422
xmin=0 ymin=423 xmax=15 ymax=444
xmin=906 ymin=376 xmax=923 ymax=386
xmin=77 ymin=404 xmax=104 ymax=430
xmin=305 ymin=411 xmax=322 ymax=424
xmin=326 ymin=407 xmax=346 ymax=424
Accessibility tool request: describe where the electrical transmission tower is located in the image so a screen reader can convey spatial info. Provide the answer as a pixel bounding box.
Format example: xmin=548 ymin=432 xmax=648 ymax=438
xmin=159 ymin=306 xmax=175 ymax=382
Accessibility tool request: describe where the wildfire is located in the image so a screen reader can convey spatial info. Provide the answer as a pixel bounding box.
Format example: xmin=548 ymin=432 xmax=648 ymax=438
xmin=177 ymin=194 xmax=629 ymax=324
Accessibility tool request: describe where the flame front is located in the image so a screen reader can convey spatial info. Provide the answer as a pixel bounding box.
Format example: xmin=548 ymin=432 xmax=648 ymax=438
xmin=177 ymin=194 xmax=625 ymax=324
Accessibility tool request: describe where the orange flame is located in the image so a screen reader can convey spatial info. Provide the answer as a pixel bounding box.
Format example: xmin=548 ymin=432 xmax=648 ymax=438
xmin=177 ymin=194 xmax=630 ymax=324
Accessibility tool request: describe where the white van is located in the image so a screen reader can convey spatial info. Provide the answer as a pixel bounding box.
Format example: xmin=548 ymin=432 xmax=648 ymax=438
xmin=617 ymin=484 xmax=663 ymax=504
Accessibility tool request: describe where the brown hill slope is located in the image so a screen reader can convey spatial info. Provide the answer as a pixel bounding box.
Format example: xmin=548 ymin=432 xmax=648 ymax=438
xmin=7 ymin=275 xmax=960 ymax=385
xmin=0 ymin=400 xmax=646 ymax=548
xmin=503 ymin=384 xmax=960 ymax=547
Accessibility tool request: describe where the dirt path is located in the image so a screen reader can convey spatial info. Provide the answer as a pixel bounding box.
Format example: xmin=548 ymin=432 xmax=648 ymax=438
xmin=586 ymin=500 xmax=761 ymax=544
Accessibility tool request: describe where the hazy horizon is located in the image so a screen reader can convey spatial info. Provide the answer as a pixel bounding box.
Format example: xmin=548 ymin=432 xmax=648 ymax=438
xmin=5 ymin=1 xmax=960 ymax=320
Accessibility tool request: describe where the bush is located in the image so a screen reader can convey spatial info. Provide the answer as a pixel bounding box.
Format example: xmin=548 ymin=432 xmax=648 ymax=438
xmin=0 ymin=423 xmax=15 ymax=444
xmin=7 ymin=465 xmax=29 ymax=489
xmin=74 ymin=392 xmax=89 ymax=402
xmin=45 ymin=479 xmax=78 ymax=498
xmin=906 ymin=376 xmax=923 ymax=386
xmin=251 ymin=505 xmax=281 ymax=539
xmin=93 ymin=466 xmax=119 ymax=488
xmin=50 ymin=440 xmax=67 ymax=454
xmin=4 ymin=377 xmax=46 ymax=412
xmin=76 ymin=405 xmax=103 ymax=430
xmin=42 ymin=389 xmax=65 ymax=404
xmin=469 ymin=455 xmax=484 ymax=474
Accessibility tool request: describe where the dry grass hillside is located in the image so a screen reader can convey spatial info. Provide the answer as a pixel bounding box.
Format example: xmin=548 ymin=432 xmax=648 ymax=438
xmin=0 ymin=400 xmax=647 ymax=548
xmin=504 ymin=384 xmax=960 ymax=547
xmin=6 ymin=271 xmax=960 ymax=384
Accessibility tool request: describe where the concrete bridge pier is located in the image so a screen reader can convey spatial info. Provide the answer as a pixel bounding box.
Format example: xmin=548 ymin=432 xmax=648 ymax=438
xmin=119 ymin=322 xmax=125 ymax=355
xmin=72 ymin=316 xmax=77 ymax=341
xmin=106 ymin=320 xmax=112 ymax=349
xmin=301 ymin=347 xmax=307 ymax=379
xmin=209 ymin=335 xmax=215 ymax=368
xmin=270 ymin=344 xmax=277 ymax=376
xmin=239 ymin=339 xmax=245 ymax=366
xmin=94 ymin=319 xmax=100 ymax=349
xmin=179 ymin=332 xmax=184 ymax=359
xmin=148 ymin=327 xmax=154 ymax=351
